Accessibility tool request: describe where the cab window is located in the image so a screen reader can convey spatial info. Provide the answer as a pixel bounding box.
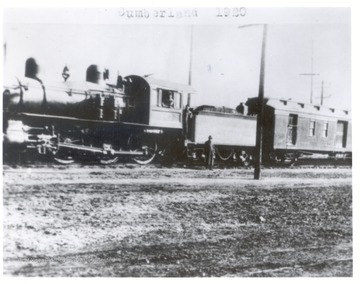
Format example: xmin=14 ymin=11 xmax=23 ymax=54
xmin=157 ymin=89 xmax=182 ymax=109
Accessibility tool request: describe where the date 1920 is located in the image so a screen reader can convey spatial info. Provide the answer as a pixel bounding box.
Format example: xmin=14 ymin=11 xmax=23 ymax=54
xmin=216 ymin=7 xmax=247 ymax=17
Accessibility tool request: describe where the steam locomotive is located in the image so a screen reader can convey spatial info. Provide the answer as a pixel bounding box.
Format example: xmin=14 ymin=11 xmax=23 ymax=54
xmin=3 ymin=58 xmax=352 ymax=165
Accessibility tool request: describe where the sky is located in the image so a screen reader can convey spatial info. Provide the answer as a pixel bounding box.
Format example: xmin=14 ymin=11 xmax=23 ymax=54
xmin=3 ymin=7 xmax=351 ymax=110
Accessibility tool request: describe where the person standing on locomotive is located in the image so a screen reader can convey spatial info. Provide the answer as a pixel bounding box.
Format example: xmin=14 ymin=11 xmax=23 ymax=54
xmin=204 ymin=135 xmax=215 ymax=170
xmin=183 ymin=104 xmax=193 ymax=140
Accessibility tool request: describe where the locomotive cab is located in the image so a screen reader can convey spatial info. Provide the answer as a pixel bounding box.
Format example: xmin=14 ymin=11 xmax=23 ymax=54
xmin=123 ymin=75 xmax=196 ymax=129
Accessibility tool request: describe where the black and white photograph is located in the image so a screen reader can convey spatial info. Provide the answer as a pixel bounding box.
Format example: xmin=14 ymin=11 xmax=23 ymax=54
xmin=2 ymin=2 xmax=356 ymax=278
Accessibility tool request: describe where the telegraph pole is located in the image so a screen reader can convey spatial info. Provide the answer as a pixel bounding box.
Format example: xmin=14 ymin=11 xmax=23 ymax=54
xmin=300 ymin=41 xmax=319 ymax=104
xmin=254 ymin=24 xmax=268 ymax=180
xmin=238 ymin=24 xmax=268 ymax=179
xmin=315 ymin=80 xmax=331 ymax=105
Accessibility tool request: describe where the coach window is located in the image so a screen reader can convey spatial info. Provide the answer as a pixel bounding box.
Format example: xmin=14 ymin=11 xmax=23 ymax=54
xmin=309 ymin=120 xmax=316 ymax=136
xmin=322 ymin=122 xmax=329 ymax=138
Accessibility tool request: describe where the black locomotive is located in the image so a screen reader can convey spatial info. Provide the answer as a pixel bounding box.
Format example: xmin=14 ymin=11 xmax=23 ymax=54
xmin=3 ymin=58 xmax=352 ymax=165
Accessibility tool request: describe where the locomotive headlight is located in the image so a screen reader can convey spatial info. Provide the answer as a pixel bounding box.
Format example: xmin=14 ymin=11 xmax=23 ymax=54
xmin=4 ymin=120 xmax=28 ymax=144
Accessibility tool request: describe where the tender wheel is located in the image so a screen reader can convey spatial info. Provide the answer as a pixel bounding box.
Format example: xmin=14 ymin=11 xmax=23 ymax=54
xmin=127 ymin=135 xmax=157 ymax=165
xmin=216 ymin=148 xmax=234 ymax=161
xmin=239 ymin=153 xmax=253 ymax=167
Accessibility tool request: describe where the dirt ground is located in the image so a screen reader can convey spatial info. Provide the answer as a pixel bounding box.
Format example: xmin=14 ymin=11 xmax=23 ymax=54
xmin=3 ymin=164 xmax=352 ymax=277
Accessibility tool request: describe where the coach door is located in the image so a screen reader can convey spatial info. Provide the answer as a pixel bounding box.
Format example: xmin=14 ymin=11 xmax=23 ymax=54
xmin=287 ymin=114 xmax=298 ymax=146
xmin=336 ymin=121 xmax=348 ymax=149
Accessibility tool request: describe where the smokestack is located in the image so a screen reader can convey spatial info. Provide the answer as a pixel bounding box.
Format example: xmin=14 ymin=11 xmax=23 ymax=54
xmin=25 ymin=57 xmax=39 ymax=79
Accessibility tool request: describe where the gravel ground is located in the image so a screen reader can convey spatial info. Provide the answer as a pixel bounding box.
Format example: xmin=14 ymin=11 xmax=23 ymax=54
xmin=3 ymin=164 xmax=352 ymax=277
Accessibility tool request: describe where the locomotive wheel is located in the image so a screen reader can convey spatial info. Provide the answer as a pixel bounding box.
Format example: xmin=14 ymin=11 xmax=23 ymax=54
xmin=98 ymin=143 xmax=119 ymax=165
xmin=99 ymin=156 xmax=119 ymax=165
xmin=127 ymin=135 xmax=157 ymax=165
xmin=216 ymin=148 xmax=234 ymax=161
xmin=52 ymin=136 xmax=75 ymax=164
xmin=53 ymin=153 xmax=75 ymax=164
xmin=240 ymin=153 xmax=253 ymax=167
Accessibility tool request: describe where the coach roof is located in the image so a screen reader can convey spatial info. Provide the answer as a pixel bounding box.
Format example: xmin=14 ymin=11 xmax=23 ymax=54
xmin=246 ymin=97 xmax=351 ymax=120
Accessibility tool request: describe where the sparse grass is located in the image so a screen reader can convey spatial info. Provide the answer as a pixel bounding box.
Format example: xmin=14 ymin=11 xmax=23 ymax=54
xmin=3 ymin=166 xmax=352 ymax=276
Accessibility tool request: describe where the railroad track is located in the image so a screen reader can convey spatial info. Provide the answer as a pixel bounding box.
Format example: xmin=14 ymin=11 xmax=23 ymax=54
xmin=3 ymin=158 xmax=352 ymax=170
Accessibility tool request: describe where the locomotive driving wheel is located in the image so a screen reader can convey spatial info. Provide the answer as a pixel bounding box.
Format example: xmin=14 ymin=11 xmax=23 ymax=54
xmin=127 ymin=134 xmax=157 ymax=165
xmin=53 ymin=149 xmax=75 ymax=164
xmin=98 ymin=144 xmax=119 ymax=165
xmin=99 ymin=156 xmax=119 ymax=165
xmin=54 ymin=154 xmax=75 ymax=165
xmin=52 ymin=136 xmax=75 ymax=164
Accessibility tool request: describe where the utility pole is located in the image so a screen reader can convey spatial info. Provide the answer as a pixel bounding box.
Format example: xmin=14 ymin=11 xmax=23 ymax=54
xmin=300 ymin=41 xmax=319 ymax=104
xmin=187 ymin=25 xmax=194 ymax=106
xmin=254 ymin=24 xmax=268 ymax=180
xmin=238 ymin=24 xmax=268 ymax=179
xmin=320 ymin=80 xmax=324 ymax=105
xmin=315 ymin=80 xmax=331 ymax=105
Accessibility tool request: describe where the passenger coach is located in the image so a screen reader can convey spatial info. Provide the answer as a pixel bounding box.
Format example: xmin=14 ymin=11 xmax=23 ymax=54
xmin=246 ymin=97 xmax=352 ymax=163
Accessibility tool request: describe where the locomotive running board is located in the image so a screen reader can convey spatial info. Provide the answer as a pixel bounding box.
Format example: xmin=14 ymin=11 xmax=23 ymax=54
xmin=58 ymin=142 xmax=144 ymax=156
xmin=21 ymin=113 xmax=120 ymax=124
xmin=20 ymin=113 xmax=180 ymax=130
